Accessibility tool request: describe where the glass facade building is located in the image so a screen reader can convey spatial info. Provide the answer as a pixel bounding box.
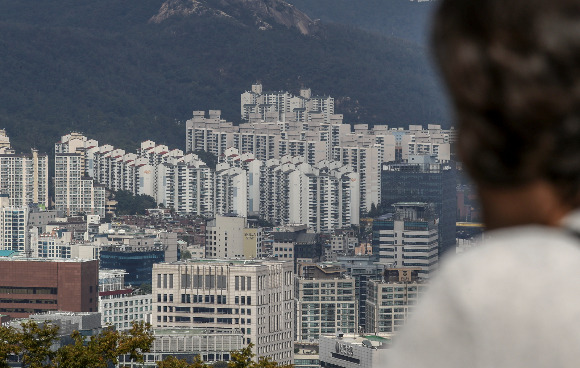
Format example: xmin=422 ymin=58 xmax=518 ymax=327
xmin=99 ymin=249 xmax=165 ymax=286
xmin=381 ymin=161 xmax=456 ymax=255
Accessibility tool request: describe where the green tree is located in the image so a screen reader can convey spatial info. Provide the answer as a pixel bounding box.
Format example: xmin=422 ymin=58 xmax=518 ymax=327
xmin=181 ymin=250 xmax=192 ymax=260
xmin=55 ymin=321 xmax=154 ymax=368
xmin=193 ymin=151 xmax=218 ymax=170
xmin=0 ymin=325 xmax=21 ymax=368
xmin=18 ymin=320 xmax=59 ymax=368
xmin=114 ymin=190 xmax=156 ymax=215
xmin=138 ymin=282 xmax=152 ymax=294
xmin=227 ymin=344 xmax=293 ymax=368
xmin=157 ymin=355 xmax=207 ymax=368
xmin=228 ymin=344 xmax=254 ymax=368
xmin=0 ymin=321 xmax=154 ymax=368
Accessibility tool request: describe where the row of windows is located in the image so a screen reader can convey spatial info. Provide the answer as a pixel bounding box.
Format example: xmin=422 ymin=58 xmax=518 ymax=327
xmin=301 ymin=282 xmax=353 ymax=288
xmin=0 ymin=299 xmax=57 ymax=304
xmin=102 ymin=299 xmax=150 ymax=308
xmin=0 ymin=287 xmax=57 ymax=295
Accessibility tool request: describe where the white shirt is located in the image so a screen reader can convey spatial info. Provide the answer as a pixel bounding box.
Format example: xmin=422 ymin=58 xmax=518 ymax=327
xmin=385 ymin=218 xmax=580 ymax=368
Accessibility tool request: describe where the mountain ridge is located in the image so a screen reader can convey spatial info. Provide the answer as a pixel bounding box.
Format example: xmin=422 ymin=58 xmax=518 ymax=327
xmin=150 ymin=0 xmax=317 ymax=35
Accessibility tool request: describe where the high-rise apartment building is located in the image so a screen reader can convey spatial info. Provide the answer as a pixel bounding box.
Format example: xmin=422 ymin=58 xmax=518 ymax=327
xmin=241 ymin=84 xmax=335 ymax=123
xmin=156 ymin=158 xmax=214 ymax=216
xmin=152 ymin=259 xmax=294 ymax=365
xmin=402 ymin=124 xmax=452 ymax=163
xmin=0 ymin=150 xmax=49 ymax=208
xmin=0 ymin=194 xmax=28 ymax=254
xmin=259 ymin=158 xmax=360 ymax=232
xmin=54 ymin=153 xmax=106 ymax=217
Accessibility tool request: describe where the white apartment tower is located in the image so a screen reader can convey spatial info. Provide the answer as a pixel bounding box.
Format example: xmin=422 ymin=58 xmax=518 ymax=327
xmin=241 ymin=84 xmax=334 ymax=123
xmin=152 ymin=259 xmax=294 ymax=365
xmin=55 ymin=153 xmax=106 ymax=217
xmin=0 ymin=150 xmax=49 ymax=208
xmin=0 ymin=194 xmax=29 ymax=253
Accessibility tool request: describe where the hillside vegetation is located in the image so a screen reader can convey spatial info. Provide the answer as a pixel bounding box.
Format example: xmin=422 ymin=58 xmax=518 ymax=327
xmin=0 ymin=0 xmax=448 ymax=154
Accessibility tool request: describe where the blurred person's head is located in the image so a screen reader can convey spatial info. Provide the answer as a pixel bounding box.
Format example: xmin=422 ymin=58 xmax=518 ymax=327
xmin=432 ymin=0 xmax=580 ymax=227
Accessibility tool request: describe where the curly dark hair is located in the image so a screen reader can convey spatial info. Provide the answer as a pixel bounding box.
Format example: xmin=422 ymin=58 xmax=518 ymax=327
xmin=432 ymin=0 xmax=580 ymax=199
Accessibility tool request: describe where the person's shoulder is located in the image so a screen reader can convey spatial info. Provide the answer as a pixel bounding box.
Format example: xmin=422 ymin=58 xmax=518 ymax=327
xmin=436 ymin=225 xmax=580 ymax=296
xmin=448 ymin=225 xmax=580 ymax=266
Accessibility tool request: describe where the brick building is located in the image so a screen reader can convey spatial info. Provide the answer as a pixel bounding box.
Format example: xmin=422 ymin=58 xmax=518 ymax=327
xmin=0 ymin=258 xmax=99 ymax=319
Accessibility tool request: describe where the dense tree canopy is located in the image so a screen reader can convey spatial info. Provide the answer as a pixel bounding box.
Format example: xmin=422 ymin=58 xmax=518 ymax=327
xmin=0 ymin=321 xmax=154 ymax=368
xmin=0 ymin=322 xmax=292 ymax=368
xmin=114 ymin=190 xmax=157 ymax=216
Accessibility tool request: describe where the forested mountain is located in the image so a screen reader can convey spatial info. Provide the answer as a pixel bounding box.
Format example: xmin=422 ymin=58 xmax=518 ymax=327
xmin=0 ymin=0 xmax=448 ymax=154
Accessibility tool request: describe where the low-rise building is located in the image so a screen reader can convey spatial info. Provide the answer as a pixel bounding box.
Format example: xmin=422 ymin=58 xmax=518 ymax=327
xmin=118 ymin=328 xmax=245 ymax=368
xmin=98 ymin=269 xmax=152 ymax=331
xmin=318 ymin=334 xmax=389 ymax=368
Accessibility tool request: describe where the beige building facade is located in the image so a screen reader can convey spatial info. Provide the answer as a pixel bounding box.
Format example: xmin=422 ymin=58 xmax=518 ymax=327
xmin=152 ymin=259 xmax=294 ymax=365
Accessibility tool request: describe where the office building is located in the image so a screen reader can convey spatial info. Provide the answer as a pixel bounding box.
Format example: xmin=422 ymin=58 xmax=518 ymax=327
xmin=205 ymin=215 xmax=263 ymax=259
xmin=99 ymin=245 xmax=166 ymax=287
xmin=365 ymin=268 xmax=426 ymax=334
xmin=335 ymin=256 xmax=384 ymax=332
xmin=381 ymin=156 xmax=456 ymax=255
xmin=295 ymin=264 xmax=358 ymax=342
xmin=0 ymin=258 xmax=98 ymax=319
xmin=294 ymin=343 xmax=320 ymax=368
xmin=272 ymin=229 xmax=322 ymax=271
xmin=152 ymin=259 xmax=294 ymax=365
xmin=372 ymin=203 xmax=439 ymax=279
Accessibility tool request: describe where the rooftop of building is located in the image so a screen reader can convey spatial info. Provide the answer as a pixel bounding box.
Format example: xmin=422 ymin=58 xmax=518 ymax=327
xmin=323 ymin=333 xmax=391 ymax=349
xmin=163 ymin=258 xmax=291 ymax=267
xmin=153 ymin=327 xmax=243 ymax=336
xmin=296 ymin=232 xmax=317 ymax=244
xmin=0 ymin=256 xmax=96 ymax=263
xmin=0 ymin=250 xmax=19 ymax=257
